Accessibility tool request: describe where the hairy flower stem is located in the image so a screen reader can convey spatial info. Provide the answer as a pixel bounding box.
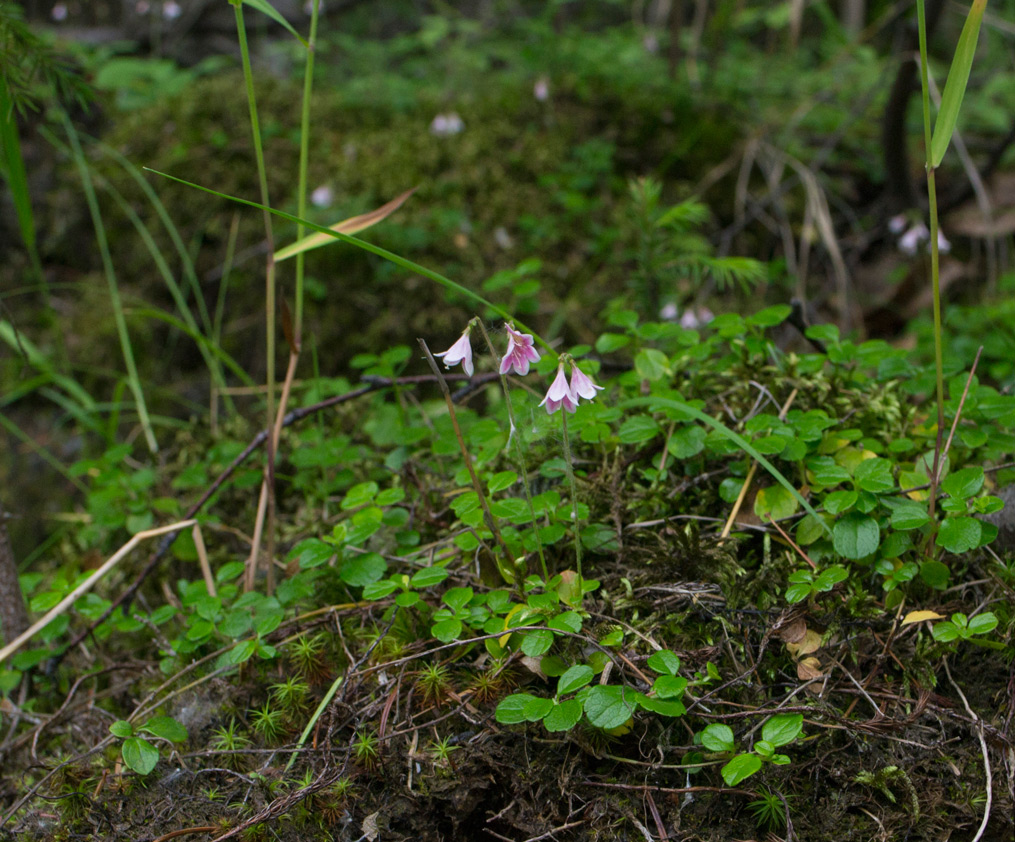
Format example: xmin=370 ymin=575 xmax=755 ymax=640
xmin=475 ymin=321 xmax=549 ymax=581
xmin=418 ymin=338 xmax=516 ymax=584
xmin=560 ymin=412 xmax=583 ymax=601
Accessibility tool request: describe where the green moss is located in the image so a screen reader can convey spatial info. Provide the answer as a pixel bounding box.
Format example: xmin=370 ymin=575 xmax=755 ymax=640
xmin=92 ymin=65 xmax=735 ymax=388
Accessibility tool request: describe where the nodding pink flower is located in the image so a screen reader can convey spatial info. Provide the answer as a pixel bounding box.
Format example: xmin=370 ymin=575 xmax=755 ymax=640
xmin=435 ymin=330 xmax=474 ymax=377
xmin=499 ymin=324 xmax=540 ymax=376
xmin=539 ymin=363 xmax=577 ymax=414
xmin=569 ymin=364 xmax=604 ymax=403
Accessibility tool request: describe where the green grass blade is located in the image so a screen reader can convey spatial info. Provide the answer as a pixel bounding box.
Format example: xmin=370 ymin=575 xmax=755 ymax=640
xmin=97 ymin=141 xmax=216 ymax=341
xmin=621 ymin=396 xmax=831 ymax=535
xmin=930 ymin=0 xmax=987 ymax=168
xmin=293 ymin=0 xmax=321 ymax=342
xmin=38 ymin=386 xmax=105 ymax=435
xmin=0 ymin=83 xmax=45 ymax=288
xmin=144 ymin=168 xmax=553 ymax=353
xmin=127 ymin=307 xmax=254 ymax=387
xmin=241 ymin=0 xmax=308 ymax=47
xmin=62 ymin=112 xmax=158 ymax=454
xmin=97 ymin=171 xmax=234 ymax=401
xmin=284 ymin=671 xmax=344 ymax=773
xmin=0 ymin=319 xmax=96 ymax=412
xmin=0 ymin=412 xmax=88 ymax=493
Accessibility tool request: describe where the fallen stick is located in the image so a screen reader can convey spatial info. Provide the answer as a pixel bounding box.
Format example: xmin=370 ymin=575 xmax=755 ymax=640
xmin=0 ymin=520 xmax=195 ymax=666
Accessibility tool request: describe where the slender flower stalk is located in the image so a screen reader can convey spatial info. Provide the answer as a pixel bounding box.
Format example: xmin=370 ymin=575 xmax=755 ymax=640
xmin=559 ymin=411 xmax=583 ymax=604
xmin=419 ymin=337 xmax=516 ymax=584
xmin=539 ymin=354 xmax=606 ymax=605
xmin=476 ymin=321 xmax=548 ymax=581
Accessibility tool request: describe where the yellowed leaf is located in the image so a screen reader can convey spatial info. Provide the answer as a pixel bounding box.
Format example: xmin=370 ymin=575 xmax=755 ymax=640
xmin=901 ymin=609 xmax=945 ymax=626
xmin=797 ymin=657 xmax=825 ymax=680
xmin=556 ymin=570 xmax=581 ymax=605
xmin=273 ymin=187 xmax=416 ymax=262
xmin=786 ymin=628 xmax=823 ymax=658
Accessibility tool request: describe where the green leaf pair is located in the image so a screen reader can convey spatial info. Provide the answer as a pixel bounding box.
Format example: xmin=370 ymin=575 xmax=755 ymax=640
xmin=109 ymin=716 xmax=188 ymax=776
xmin=700 ymin=713 xmax=804 ymax=786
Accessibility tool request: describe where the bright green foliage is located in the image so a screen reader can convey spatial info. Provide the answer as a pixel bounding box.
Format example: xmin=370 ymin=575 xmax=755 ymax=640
xmin=698 ymin=714 xmax=804 ymax=787
xmin=3 ymin=8 xmax=1013 ymax=830
xmin=108 ymin=716 xmax=188 ymax=776
xmin=251 ymin=702 xmax=286 ymax=743
xmin=932 ymin=612 xmax=999 ymax=644
xmin=748 ymin=788 xmax=790 ymax=831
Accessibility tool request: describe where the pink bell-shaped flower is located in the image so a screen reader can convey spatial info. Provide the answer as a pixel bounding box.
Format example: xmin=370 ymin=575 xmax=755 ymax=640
xmin=435 ymin=330 xmax=474 ymax=377
xmin=568 ymin=364 xmax=604 ymax=404
xmin=499 ymin=324 xmax=541 ymax=376
xmin=539 ymin=363 xmax=577 ymax=414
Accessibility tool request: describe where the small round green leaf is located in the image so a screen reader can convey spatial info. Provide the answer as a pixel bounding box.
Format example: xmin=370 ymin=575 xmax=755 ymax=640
xmin=761 ymin=713 xmax=802 ymax=747
xmin=431 ymin=618 xmax=463 ymax=643
xmin=919 ymin=560 xmax=950 ymax=590
xmin=833 ymin=512 xmax=880 ymax=559
xmin=496 ymin=693 xmax=538 ymax=725
xmin=853 ymin=457 xmax=895 ymax=493
xmin=543 ymin=698 xmax=583 ymax=732
xmin=967 ymin=612 xmax=998 ymax=636
xmin=410 ymin=566 xmax=449 ymax=588
xmin=121 ymin=737 xmax=159 ymax=775
xmin=647 ymin=649 xmax=681 ymax=676
xmin=754 ymin=485 xmax=799 ymax=520
xmin=700 ymin=723 xmax=735 ymax=752
xmin=652 ymin=675 xmax=688 ymax=699
xmin=634 ymin=349 xmax=670 ymax=381
xmin=547 ymin=611 xmax=582 ymax=633
xmin=823 ymin=490 xmax=858 ymax=515
xmin=936 ymin=516 xmax=981 ymax=554
xmin=340 ymin=552 xmax=387 ymax=587
xmin=557 ymin=665 xmax=594 ymax=696
xmin=109 ymin=720 xmax=133 ymax=739
xmin=583 ymin=685 xmax=637 ymax=730
xmin=721 ymin=753 xmax=763 ymax=786
xmin=520 ymin=629 xmax=554 ymax=657
xmin=362 ymin=579 xmax=400 ymax=600
xmin=941 ymin=466 xmax=984 ymax=501
xmin=140 ymin=716 xmax=188 ymax=743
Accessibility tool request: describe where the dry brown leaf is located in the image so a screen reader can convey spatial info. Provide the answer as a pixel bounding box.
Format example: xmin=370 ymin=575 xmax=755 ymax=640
xmin=361 ymin=811 xmax=380 ymax=841
xmin=775 ymin=617 xmax=807 ymax=644
xmin=786 ymin=628 xmax=823 ymax=658
xmin=273 ymin=187 xmax=416 ymax=262
xmin=519 ymin=656 xmax=546 ymax=678
xmin=901 ymin=609 xmax=945 ymax=626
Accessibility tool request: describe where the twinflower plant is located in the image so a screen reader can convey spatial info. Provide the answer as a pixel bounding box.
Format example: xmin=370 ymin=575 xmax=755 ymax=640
xmin=429 ymin=322 xmax=607 ymax=598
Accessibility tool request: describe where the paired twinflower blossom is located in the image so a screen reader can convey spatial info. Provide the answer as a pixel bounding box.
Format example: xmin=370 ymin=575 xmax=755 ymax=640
xmin=500 ymin=324 xmax=540 ymax=376
xmin=538 ymin=359 xmax=603 ymax=415
xmin=435 ymin=322 xmax=603 ymax=415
